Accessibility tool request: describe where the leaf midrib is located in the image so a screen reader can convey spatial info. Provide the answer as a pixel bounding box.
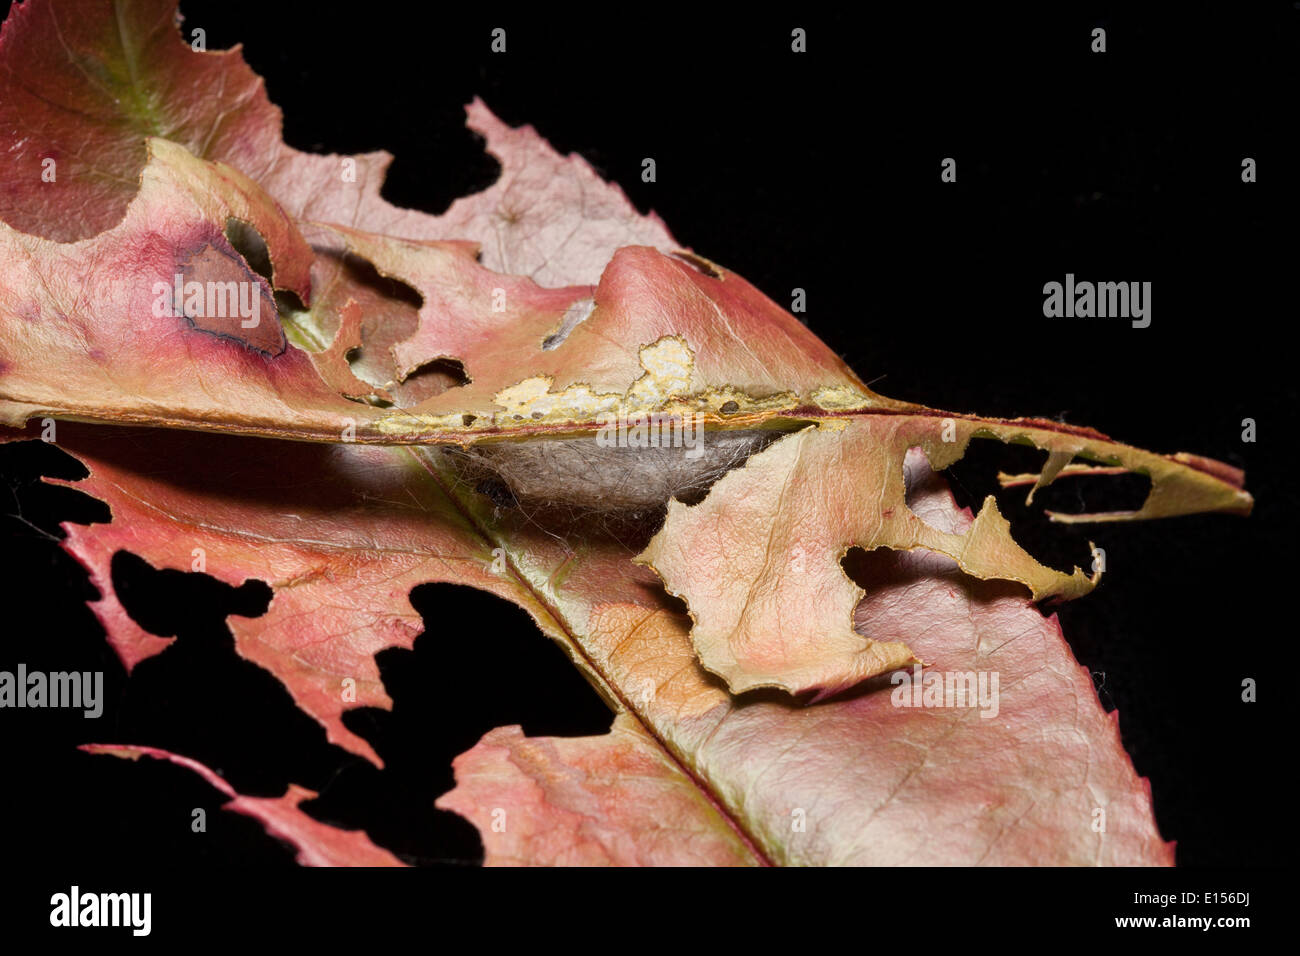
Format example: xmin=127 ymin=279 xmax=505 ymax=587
xmin=402 ymin=444 xmax=777 ymax=867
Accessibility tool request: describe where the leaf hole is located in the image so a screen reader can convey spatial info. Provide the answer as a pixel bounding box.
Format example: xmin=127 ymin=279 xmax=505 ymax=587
xmin=317 ymin=583 xmax=616 ymax=865
xmin=938 ymin=438 xmax=1152 ymax=576
xmin=409 ymin=357 xmax=470 ymax=389
xmin=110 ymin=549 xmax=270 ymax=637
xmin=224 ymin=218 xmax=275 ymax=286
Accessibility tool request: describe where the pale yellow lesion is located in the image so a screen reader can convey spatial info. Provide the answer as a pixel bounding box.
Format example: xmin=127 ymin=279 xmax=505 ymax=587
xmin=372 ymin=334 xmax=893 ymax=441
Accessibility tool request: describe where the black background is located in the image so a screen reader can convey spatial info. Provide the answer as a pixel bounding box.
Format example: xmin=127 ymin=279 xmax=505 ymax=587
xmin=0 ymin=0 xmax=1293 ymax=899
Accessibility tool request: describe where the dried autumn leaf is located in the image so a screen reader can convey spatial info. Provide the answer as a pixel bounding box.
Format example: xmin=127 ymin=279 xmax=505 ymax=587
xmin=0 ymin=0 xmax=685 ymax=440
xmin=0 ymin=136 xmax=882 ymax=440
xmin=0 ymin=0 xmax=1252 ymax=867
xmin=7 ymin=409 xmax=1197 ymax=867
xmin=637 ymin=415 xmax=1250 ymax=696
xmin=22 ymin=425 xmax=1174 ymax=864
